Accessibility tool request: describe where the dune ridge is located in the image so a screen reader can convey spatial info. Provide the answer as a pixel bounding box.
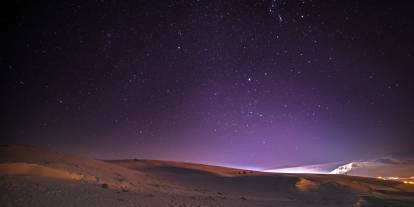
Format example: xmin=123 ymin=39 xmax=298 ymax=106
xmin=0 ymin=162 xmax=85 ymax=180
xmin=1 ymin=145 xmax=414 ymax=207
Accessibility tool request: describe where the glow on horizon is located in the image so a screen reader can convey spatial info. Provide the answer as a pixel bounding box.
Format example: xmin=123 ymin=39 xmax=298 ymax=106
xmin=263 ymin=166 xmax=331 ymax=174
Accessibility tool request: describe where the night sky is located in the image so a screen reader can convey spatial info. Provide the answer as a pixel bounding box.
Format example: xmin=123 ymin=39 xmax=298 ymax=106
xmin=3 ymin=0 xmax=414 ymax=168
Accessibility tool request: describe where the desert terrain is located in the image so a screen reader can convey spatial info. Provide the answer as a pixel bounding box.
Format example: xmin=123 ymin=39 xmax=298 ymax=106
xmin=1 ymin=145 xmax=414 ymax=207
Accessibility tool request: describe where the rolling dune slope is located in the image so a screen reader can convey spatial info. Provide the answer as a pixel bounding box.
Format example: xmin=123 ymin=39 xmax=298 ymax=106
xmin=1 ymin=145 xmax=414 ymax=207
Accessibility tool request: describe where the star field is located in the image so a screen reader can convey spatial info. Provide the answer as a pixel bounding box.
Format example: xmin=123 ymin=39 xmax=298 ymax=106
xmin=3 ymin=0 xmax=414 ymax=168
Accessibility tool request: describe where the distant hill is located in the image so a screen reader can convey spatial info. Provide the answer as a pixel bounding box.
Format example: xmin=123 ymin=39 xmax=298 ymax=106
xmin=329 ymin=156 xmax=414 ymax=179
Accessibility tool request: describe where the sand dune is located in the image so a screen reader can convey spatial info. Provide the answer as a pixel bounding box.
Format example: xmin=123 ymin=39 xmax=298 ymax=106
xmin=0 ymin=163 xmax=85 ymax=180
xmin=1 ymin=145 xmax=414 ymax=207
xmin=109 ymin=159 xmax=256 ymax=176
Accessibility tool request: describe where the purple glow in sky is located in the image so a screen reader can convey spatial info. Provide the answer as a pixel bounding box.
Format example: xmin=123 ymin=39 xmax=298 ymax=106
xmin=3 ymin=0 xmax=414 ymax=168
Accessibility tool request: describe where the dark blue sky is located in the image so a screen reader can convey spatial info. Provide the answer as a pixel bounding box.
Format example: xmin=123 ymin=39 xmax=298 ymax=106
xmin=3 ymin=0 xmax=414 ymax=168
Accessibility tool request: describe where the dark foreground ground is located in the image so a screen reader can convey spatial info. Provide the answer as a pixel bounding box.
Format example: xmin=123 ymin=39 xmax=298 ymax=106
xmin=1 ymin=145 xmax=414 ymax=207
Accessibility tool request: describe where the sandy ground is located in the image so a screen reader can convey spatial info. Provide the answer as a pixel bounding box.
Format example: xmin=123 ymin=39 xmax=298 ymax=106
xmin=1 ymin=145 xmax=414 ymax=207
